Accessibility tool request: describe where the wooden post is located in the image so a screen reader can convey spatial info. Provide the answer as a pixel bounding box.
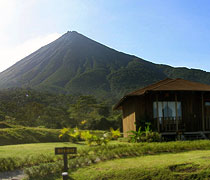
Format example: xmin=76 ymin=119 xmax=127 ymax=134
xmin=63 ymin=154 xmax=68 ymax=180
xmin=202 ymin=92 xmax=205 ymax=131
xmin=175 ymin=93 xmax=178 ymax=132
xmin=156 ymin=94 xmax=160 ymax=132
xmin=55 ymin=147 xmax=77 ymax=180
xmin=63 ymin=154 xmax=68 ymax=172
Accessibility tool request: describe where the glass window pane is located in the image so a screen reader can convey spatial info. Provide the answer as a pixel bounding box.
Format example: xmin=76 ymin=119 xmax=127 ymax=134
xmin=168 ymin=102 xmax=175 ymax=117
xmin=163 ymin=102 xmax=168 ymax=117
xmin=158 ymin=102 xmax=163 ymax=118
xmin=205 ymin=102 xmax=210 ymax=106
xmin=177 ymin=102 xmax=182 ymax=117
xmin=153 ymin=102 xmax=157 ymax=118
xmin=153 ymin=101 xmax=182 ymax=118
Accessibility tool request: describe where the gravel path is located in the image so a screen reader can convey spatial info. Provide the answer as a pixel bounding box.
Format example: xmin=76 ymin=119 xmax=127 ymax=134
xmin=0 ymin=170 xmax=27 ymax=180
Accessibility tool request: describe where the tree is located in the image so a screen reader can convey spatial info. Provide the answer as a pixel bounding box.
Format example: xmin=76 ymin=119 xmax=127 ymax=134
xmin=68 ymin=96 xmax=99 ymax=128
xmin=68 ymin=95 xmax=122 ymax=130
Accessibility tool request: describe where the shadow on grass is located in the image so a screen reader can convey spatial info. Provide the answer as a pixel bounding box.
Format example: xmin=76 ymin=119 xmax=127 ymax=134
xmin=31 ymin=175 xmax=75 ymax=180
xmin=62 ymin=141 xmax=86 ymax=146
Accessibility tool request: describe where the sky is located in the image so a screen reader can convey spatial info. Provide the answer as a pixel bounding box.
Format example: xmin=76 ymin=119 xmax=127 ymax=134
xmin=0 ymin=0 xmax=210 ymax=72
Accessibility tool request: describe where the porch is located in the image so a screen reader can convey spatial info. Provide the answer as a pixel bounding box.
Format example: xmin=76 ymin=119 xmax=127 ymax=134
xmin=155 ymin=117 xmax=185 ymax=132
xmin=153 ymin=91 xmax=210 ymax=133
xmin=155 ymin=116 xmax=210 ymax=133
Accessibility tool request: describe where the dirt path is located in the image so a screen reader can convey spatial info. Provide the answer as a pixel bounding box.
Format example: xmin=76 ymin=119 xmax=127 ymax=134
xmin=0 ymin=170 xmax=27 ymax=180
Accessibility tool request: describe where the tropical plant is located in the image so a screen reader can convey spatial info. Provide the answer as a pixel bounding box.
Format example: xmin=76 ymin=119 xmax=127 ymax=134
xmin=59 ymin=127 xmax=81 ymax=143
xmin=81 ymin=130 xmax=110 ymax=146
xmin=144 ymin=122 xmax=152 ymax=134
xmin=128 ymin=127 xmax=143 ymax=143
xmin=128 ymin=123 xmax=161 ymax=143
xmin=110 ymin=128 xmax=121 ymax=140
xmin=68 ymin=127 xmax=81 ymax=143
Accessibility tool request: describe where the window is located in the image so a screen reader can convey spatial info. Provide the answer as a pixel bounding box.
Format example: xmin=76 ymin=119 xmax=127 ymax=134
xmin=153 ymin=101 xmax=182 ymax=119
xmin=205 ymin=102 xmax=210 ymax=106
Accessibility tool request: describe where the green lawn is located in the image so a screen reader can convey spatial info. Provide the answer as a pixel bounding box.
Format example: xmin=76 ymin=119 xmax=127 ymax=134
xmin=69 ymin=150 xmax=210 ymax=180
xmin=0 ymin=141 xmax=125 ymax=172
xmin=0 ymin=142 xmax=86 ymax=159
xmin=0 ymin=142 xmax=87 ymax=172
xmin=0 ymin=141 xmax=124 ymax=159
xmin=2 ymin=140 xmax=210 ymax=179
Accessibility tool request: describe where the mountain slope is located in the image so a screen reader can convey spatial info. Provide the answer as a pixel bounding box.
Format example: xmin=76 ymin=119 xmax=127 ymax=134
xmin=0 ymin=31 xmax=210 ymax=99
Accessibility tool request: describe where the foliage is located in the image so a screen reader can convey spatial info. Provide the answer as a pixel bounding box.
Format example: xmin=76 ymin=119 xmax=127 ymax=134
xmin=0 ymin=121 xmax=13 ymax=128
xmin=129 ymin=123 xmax=161 ymax=143
xmin=0 ymin=126 xmax=63 ymax=146
xmin=68 ymin=96 xmax=100 ymax=128
xmin=140 ymin=132 xmax=161 ymax=142
xmin=68 ymin=95 xmax=122 ymax=130
xmin=129 ymin=127 xmax=144 ymax=143
xmin=110 ymin=128 xmax=121 ymax=140
xmin=59 ymin=127 xmax=110 ymax=146
xmin=0 ymin=89 xmax=122 ymax=130
xmin=68 ymin=127 xmax=81 ymax=142
xmin=0 ymin=88 xmax=75 ymax=128
xmin=24 ymin=140 xmax=210 ymax=179
xmin=144 ymin=122 xmax=152 ymax=134
xmin=59 ymin=127 xmax=81 ymax=143
xmin=59 ymin=128 xmax=69 ymax=138
xmin=80 ymin=130 xmax=110 ymax=146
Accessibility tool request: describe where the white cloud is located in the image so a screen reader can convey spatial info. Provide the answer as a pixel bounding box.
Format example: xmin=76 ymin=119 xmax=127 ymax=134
xmin=0 ymin=33 xmax=62 ymax=72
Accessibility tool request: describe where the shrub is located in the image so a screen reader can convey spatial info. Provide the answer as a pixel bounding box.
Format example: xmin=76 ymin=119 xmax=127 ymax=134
xmin=81 ymin=130 xmax=110 ymax=146
xmin=59 ymin=127 xmax=110 ymax=146
xmin=0 ymin=127 xmax=63 ymax=146
xmin=139 ymin=132 xmax=161 ymax=142
xmin=129 ymin=123 xmax=161 ymax=142
xmin=0 ymin=154 xmax=58 ymax=172
xmin=118 ymin=137 xmax=130 ymax=142
xmin=0 ymin=122 xmax=12 ymax=128
xmin=24 ymin=140 xmax=210 ymax=179
xmin=110 ymin=128 xmax=121 ymax=140
xmin=59 ymin=127 xmax=81 ymax=143
xmin=129 ymin=127 xmax=144 ymax=143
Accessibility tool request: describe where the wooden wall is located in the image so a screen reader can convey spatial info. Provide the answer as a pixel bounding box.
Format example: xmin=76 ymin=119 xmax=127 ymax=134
xmin=121 ymin=91 xmax=207 ymax=135
xmin=182 ymin=92 xmax=202 ymax=131
xmin=122 ymin=96 xmax=148 ymax=137
xmin=122 ymin=97 xmax=137 ymax=137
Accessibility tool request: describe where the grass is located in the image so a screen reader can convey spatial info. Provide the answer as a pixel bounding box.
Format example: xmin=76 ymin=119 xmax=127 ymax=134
xmin=0 ymin=141 xmax=124 ymax=159
xmin=0 ymin=141 xmax=123 ymax=172
xmin=0 ymin=142 xmax=86 ymax=159
xmin=23 ymin=140 xmax=210 ymax=180
xmin=69 ymin=150 xmax=210 ymax=180
xmin=0 ymin=142 xmax=86 ymax=172
xmin=2 ymin=140 xmax=210 ymax=179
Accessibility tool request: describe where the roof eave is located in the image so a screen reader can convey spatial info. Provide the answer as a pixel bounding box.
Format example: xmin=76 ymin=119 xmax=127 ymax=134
xmin=113 ymin=96 xmax=127 ymax=110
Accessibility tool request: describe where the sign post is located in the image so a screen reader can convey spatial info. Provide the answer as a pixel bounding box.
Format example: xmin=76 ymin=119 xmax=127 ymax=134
xmin=55 ymin=147 xmax=77 ymax=180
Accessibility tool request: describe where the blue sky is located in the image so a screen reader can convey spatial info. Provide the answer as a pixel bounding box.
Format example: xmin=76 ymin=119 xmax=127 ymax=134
xmin=0 ymin=0 xmax=210 ymax=72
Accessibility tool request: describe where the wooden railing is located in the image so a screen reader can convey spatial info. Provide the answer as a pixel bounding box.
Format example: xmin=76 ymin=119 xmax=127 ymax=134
xmin=156 ymin=117 xmax=185 ymax=132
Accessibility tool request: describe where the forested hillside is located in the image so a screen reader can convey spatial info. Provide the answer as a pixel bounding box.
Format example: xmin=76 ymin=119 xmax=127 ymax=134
xmin=0 ymin=31 xmax=210 ymax=99
xmin=0 ymin=88 xmax=121 ymax=129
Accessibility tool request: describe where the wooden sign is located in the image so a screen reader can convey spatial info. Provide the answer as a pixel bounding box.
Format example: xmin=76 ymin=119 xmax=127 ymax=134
xmin=55 ymin=147 xmax=77 ymax=180
xmin=55 ymin=147 xmax=77 ymax=155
